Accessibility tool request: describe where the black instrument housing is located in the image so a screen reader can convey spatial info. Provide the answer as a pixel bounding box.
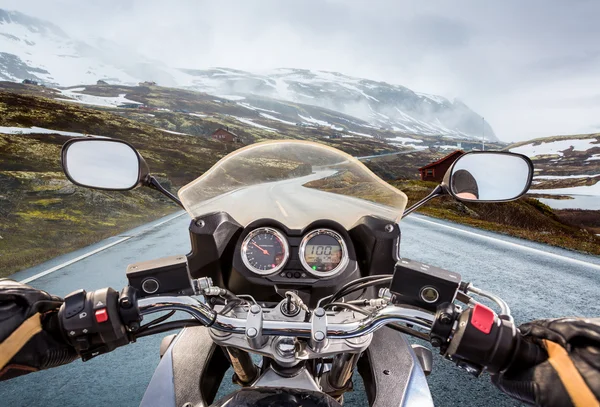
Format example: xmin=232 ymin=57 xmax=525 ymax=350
xmin=172 ymin=212 xmax=401 ymax=306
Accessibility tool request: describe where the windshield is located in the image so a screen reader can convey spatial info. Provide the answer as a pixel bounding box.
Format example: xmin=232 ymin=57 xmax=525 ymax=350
xmin=178 ymin=141 xmax=408 ymax=228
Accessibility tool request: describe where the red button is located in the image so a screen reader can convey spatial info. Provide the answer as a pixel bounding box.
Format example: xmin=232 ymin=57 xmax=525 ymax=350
xmin=471 ymin=304 xmax=495 ymax=334
xmin=95 ymin=308 xmax=108 ymax=323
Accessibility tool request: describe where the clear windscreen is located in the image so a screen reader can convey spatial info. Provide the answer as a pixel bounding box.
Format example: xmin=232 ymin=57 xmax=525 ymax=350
xmin=178 ymin=141 xmax=408 ymax=229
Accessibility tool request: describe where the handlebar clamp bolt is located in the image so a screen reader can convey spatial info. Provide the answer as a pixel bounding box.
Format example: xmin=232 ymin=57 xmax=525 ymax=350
xmin=250 ymin=304 xmax=261 ymax=314
xmin=247 ymin=328 xmax=258 ymax=338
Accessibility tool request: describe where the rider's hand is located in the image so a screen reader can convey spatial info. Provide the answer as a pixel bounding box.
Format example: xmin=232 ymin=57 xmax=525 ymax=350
xmin=492 ymin=317 xmax=600 ymax=407
xmin=0 ymin=279 xmax=78 ymax=380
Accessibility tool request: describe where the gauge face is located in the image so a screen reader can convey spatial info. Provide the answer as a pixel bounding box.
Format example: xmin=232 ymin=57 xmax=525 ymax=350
xmin=300 ymin=229 xmax=348 ymax=276
xmin=241 ymin=227 xmax=289 ymax=275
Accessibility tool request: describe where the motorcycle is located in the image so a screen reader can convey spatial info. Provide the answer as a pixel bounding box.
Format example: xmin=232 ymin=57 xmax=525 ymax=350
xmin=57 ymin=138 xmax=539 ymax=406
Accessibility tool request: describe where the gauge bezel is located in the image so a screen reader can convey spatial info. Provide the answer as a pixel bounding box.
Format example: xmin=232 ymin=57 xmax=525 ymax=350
xmin=241 ymin=227 xmax=290 ymax=275
xmin=299 ymin=228 xmax=349 ymax=277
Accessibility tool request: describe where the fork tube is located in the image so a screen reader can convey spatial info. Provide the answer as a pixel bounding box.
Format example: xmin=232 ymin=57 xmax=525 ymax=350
xmin=226 ymin=347 xmax=258 ymax=384
xmin=329 ymin=352 xmax=360 ymax=389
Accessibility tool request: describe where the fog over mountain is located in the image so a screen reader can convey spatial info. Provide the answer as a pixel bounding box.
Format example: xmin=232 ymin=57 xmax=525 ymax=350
xmin=0 ymin=9 xmax=497 ymax=141
xmin=2 ymin=1 xmax=600 ymax=141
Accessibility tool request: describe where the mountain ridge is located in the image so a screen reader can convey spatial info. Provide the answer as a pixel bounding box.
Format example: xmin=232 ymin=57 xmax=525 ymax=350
xmin=0 ymin=8 xmax=498 ymax=142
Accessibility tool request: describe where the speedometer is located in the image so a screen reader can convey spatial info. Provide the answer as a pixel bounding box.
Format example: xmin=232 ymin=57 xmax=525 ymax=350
xmin=241 ymin=227 xmax=289 ymax=275
xmin=300 ymin=229 xmax=348 ymax=276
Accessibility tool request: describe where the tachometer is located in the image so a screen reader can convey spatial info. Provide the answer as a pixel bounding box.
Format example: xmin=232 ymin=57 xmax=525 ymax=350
xmin=241 ymin=227 xmax=289 ymax=275
xmin=300 ymin=229 xmax=348 ymax=276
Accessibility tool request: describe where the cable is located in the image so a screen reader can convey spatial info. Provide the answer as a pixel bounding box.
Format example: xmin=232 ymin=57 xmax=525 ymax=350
xmin=322 ymin=275 xmax=390 ymax=306
xmin=387 ymin=323 xmax=430 ymax=341
xmin=219 ymin=299 xmax=245 ymax=315
xmin=134 ymin=319 xmax=201 ymax=338
xmin=317 ymin=358 xmax=325 ymax=381
xmin=329 ymin=276 xmax=392 ymax=304
xmin=238 ymin=294 xmax=258 ymax=305
xmin=137 ymin=310 xmax=176 ymax=334
xmin=323 ymin=302 xmax=372 ymax=316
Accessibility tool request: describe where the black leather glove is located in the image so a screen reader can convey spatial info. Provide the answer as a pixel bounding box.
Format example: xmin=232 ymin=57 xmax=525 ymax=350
xmin=492 ymin=318 xmax=600 ymax=407
xmin=0 ymin=279 xmax=78 ymax=380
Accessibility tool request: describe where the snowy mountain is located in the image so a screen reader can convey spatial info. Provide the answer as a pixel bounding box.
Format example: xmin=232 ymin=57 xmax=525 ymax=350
xmin=0 ymin=9 xmax=497 ymax=141
xmin=175 ymin=68 xmax=497 ymax=141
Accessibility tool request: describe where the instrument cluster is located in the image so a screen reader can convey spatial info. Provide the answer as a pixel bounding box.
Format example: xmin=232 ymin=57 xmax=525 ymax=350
xmin=234 ymin=220 xmax=356 ymax=286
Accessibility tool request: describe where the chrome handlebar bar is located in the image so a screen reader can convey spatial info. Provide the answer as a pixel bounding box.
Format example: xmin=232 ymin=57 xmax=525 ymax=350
xmin=137 ymin=296 xmax=435 ymax=339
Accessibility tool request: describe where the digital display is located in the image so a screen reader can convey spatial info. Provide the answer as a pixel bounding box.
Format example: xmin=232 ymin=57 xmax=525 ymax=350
xmin=303 ymin=234 xmax=343 ymax=272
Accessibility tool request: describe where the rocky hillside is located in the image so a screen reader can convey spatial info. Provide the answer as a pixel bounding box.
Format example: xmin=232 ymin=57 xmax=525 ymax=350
xmin=0 ymin=8 xmax=497 ymax=142
xmin=0 ymin=85 xmax=407 ymax=277
xmin=508 ymin=134 xmax=600 ymax=210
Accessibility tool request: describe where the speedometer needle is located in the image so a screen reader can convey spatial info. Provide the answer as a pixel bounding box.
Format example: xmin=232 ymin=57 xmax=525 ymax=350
xmin=252 ymin=242 xmax=270 ymax=255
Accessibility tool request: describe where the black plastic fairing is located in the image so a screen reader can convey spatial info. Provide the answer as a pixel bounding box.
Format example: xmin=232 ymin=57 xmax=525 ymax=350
xmin=209 ymin=388 xmax=343 ymax=407
xmin=349 ymin=216 xmax=400 ymax=298
xmin=186 ymin=211 xmax=243 ymax=285
xmin=185 ymin=212 xmax=399 ymax=305
xmin=357 ymin=326 xmax=433 ymax=406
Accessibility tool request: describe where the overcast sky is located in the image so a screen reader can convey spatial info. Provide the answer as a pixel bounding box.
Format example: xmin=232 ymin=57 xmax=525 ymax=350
xmin=4 ymin=0 xmax=600 ymax=142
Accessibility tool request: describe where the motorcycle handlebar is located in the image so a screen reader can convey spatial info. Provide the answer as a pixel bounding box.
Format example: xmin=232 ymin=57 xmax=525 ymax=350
xmin=137 ymin=296 xmax=436 ymax=339
xmin=59 ymin=288 xmax=546 ymax=376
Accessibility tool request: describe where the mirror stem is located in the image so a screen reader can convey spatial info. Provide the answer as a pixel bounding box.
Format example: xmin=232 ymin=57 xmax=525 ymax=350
xmin=402 ymin=184 xmax=446 ymax=218
xmin=146 ymin=176 xmax=184 ymax=208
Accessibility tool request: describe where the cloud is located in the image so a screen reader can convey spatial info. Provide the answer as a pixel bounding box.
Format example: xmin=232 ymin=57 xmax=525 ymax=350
xmin=2 ymin=0 xmax=600 ymax=141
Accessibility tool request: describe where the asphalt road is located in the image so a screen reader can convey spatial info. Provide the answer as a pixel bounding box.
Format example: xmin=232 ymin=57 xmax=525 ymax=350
xmin=356 ymin=150 xmax=414 ymax=160
xmin=2 ymin=210 xmax=600 ymax=407
xmin=186 ymin=170 xmax=398 ymax=229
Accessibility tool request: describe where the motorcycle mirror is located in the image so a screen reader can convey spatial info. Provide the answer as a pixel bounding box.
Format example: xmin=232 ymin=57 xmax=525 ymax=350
xmin=61 ymin=138 xmax=149 ymax=190
xmin=444 ymin=152 xmax=534 ymax=202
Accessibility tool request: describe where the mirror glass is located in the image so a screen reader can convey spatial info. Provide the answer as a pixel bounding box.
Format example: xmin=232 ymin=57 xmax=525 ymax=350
xmin=449 ymin=153 xmax=532 ymax=201
xmin=64 ymin=139 xmax=141 ymax=190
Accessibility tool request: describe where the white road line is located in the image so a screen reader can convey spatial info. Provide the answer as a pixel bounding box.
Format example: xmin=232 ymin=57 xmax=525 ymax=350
xmin=275 ymin=200 xmax=289 ymax=217
xmin=407 ymin=216 xmax=600 ymax=271
xmin=20 ymin=212 xmax=188 ymax=284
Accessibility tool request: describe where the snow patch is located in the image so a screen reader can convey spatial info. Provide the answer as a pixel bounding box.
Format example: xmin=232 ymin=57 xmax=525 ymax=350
xmin=534 ymin=174 xmax=600 ymax=180
xmin=348 ymin=131 xmax=373 ymax=138
xmin=215 ymin=94 xmax=245 ymax=101
xmin=388 ymin=136 xmax=422 ymax=144
xmin=0 ymin=126 xmax=102 ymax=137
xmin=56 ymin=88 xmax=142 ymax=108
xmin=231 ymin=117 xmax=277 ymax=132
xmin=259 ymin=113 xmax=296 ymax=126
xmin=237 ymin=103 xmax=280 ymax=114
xmin=510 ymin=139 xmax=599 ymax=157
xmin=160 ymin=129 xmax=191 ymax=136
xmin=298 ymin=114 xmax=330 ymax=127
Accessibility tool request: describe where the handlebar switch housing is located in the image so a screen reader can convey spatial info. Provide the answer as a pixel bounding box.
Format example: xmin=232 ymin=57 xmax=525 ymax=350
xmin=59 ymin=287 xmax=130 ymax=361
xmin=430 ymin=302 xmax=460 ymax=351
xmin=118 ymin=286 xmax=143 ymax=331
xmin=445 ymin=304 xmax=518 ymax=375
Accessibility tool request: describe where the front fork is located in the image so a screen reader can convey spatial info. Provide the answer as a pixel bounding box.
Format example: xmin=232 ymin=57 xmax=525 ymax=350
xmin=225 ymin=345 xmax=360 ymax=399
xmin=226 ymin=346 xmax=258 ymax=385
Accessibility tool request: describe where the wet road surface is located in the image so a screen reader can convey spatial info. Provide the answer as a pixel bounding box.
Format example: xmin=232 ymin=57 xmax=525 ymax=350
xmin=2 ymin=210 xmax=599 ymax=407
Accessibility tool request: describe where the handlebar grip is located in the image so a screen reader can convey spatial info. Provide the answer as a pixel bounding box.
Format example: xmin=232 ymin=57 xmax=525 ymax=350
xmin=507 ymin=332 xmax=547 ymax=371
xmin=443 ymin=305 xmax=547 ymax=375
